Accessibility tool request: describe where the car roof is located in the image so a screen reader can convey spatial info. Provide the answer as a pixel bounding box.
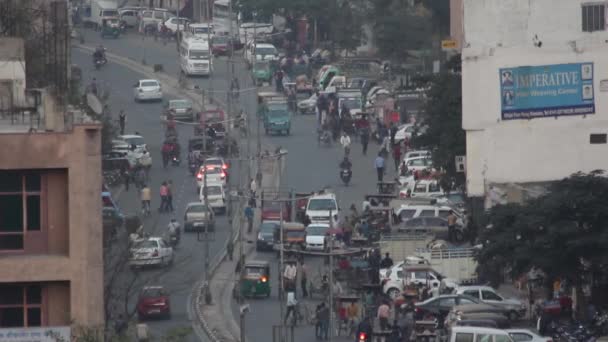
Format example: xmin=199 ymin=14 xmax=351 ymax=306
xmin=307 ymin=223 xmax=330 ymax=228
xmin=309 ymin=193 xmax=336 ymax=200
xmin=139 ymin=79 xmax=159 ymax=83
xmin=256 ymin=43 xmax=276 ymax=49
xmin=457 ymin=285 xmax=493 ymax=291
xmin=119 ymin=134 xmax=143 ymax=139
xmin=451 ymin=326 xmax=510 ymax=335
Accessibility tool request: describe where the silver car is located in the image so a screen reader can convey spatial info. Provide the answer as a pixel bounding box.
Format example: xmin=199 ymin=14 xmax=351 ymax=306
xmin=165 ymin=99 xmax=194 ymax=121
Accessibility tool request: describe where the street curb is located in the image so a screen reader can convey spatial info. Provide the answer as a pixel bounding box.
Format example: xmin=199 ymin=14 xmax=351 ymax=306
xmin=73 ymin=44 xmax=227 ymax=110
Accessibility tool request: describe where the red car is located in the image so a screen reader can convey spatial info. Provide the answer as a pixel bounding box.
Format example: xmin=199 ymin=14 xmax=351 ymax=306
xmin=261 ymin=201 xmax=291 ymax=221
xmin=137 ymin=286 xmax=171 ymax=320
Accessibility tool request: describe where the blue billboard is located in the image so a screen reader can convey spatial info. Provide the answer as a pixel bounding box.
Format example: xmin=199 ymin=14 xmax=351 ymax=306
xmin=500 ymin=63 xmax=595 ymax=120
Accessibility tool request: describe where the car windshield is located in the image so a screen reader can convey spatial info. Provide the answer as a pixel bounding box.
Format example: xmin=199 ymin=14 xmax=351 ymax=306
xmin=188 ymin=204 xmax=209 ymax=213
xmin=135 ymin=240 xmax=158 ymax=249
xmin=141 ymin=81 xmax=158 ymax=87
xmin=213 ymin=36 xmax=228 ymax=44
xmin=306 ymin=226 xmax=328 ymax=236
xmin=124 ymin=137 xmax=145 ymax=146
xmin=286 ymin=230 xmax=305 ymax=238
xmin=308 ymin=199 xmax=337 ymax=211
xmin=170 ymin=100 xmax=192 ymax=109
xmin=245 ymin=267 xmax=265 ymax=277
xmin=189 ymin=50 xmax=210 ymax=59
xmin=255 ymin=47 xmax=277 ymax=55
xmin=206 ymin=186 xmax=222 ymax=195
xmin=255 ymin=62 xmax=270 ymax=71
xmin=341 ymin=98 xmax=361 ymax=109
xmin=141 ymin=288 xmax=165 ymax=297
xmin=267 ymin=110 xmax=287 ymax=118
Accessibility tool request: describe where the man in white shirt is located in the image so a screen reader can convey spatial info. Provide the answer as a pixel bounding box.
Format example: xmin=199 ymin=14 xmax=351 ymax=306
xmin=284 ymin=291 xmax=298 ymax=324
xmin=340 ymin=132 xmax=351 ymax=156
xmin=284 ymin=263 xmax=297 ymax=292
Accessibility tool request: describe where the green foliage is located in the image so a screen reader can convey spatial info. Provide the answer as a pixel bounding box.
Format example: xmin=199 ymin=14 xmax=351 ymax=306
xmin=411 ymin=71 xmax=465 ymax=188
xmin=477 ymin=171 xmax=608 ymax=287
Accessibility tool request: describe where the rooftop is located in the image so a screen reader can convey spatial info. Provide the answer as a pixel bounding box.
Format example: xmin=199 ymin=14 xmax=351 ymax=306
xmin=0 ymin=37 xmax=25 ymax=61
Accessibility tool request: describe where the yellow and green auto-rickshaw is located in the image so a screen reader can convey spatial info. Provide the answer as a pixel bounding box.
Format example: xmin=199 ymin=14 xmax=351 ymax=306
xmin=240 ymin=260 xmax=271 ymax=298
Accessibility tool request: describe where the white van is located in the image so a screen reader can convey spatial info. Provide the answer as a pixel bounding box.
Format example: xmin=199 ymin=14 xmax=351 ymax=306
xmin=449 ymin=326 xmax=514 ymax=342
xmin=180 ymin=37 xmax=212 ymax=76
xmin=187 ymin=23 xmax=215 ymax=39
xmin=305 ymin=191 xmax=339 ymax=225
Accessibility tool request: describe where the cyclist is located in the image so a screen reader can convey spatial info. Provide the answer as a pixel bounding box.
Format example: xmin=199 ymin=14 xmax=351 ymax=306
xmin=140 ymin=184 xmax=151 ymax=215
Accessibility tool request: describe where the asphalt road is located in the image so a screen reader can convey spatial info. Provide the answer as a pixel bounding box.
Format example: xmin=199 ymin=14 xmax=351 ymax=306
xmin=75 ymin=27 xmax=397 ymax=341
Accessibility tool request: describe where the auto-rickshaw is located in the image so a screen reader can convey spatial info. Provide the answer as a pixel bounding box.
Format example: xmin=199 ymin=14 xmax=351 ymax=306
xmin=240 ymin=260 xmax=271 ymax=298
xmin=253 ymin=61 xmax=272 ymax=86
xmin=100 ymin=19 xmax=121 ymax=39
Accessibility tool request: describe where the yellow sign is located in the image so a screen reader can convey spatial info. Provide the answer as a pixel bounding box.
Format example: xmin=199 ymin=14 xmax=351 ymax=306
xmin=441 ymin=40 xmax=457 ymax=49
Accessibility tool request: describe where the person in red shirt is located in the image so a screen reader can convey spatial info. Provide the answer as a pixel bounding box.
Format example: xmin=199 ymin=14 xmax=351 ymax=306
xmin=159 ymin=182 xmax=169 ymax=212
xmin=392 ymin=143 xmax=402 ymax=172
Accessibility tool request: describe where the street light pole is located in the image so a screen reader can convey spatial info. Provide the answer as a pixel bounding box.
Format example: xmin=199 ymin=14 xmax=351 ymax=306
xmin=279 ymin=200 xmax=285 ymax=336
xmin=206 ymin=0 xmax=214 ymax=104
xmin=204 ymin=162 xmax=212 ymax=304
xmin=328 ymin=209 xmax=334 ymax=342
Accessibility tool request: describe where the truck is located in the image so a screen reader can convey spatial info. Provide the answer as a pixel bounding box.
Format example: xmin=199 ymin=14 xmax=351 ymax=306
xmin=88 ymin=0 xmax=119 ymax=29
xmin=180 ymin=36 xmax=212 ymax=76
xmin=415 ymin=247 xmax=479 ymax=286
xmin=260 ymin=189 xmax=293 ymax=222
xmin=264 ymin=97 xmax=292 ymax=136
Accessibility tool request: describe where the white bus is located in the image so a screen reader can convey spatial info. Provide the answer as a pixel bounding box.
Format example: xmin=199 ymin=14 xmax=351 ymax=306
xmin=180 ymin=37 xmax=212 ymax=76
xmin=212 ymin=0 xmax=239 ymax=36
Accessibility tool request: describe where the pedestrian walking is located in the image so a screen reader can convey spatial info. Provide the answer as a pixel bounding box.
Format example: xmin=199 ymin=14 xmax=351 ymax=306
xmin=447 ymin=210 xmax=457 ymax=242
xmin=300 ymin=261 xmax=308 ymax=298
xmin=122 ymin=168 xmax=130 ymax=192
xmin=315 ymin=303 xmax=324 ymax=339
xmin=284 ymin=291 xmax=297 ymax=325
xmin=360 ymin=128 xmax=370 ymax=155
xmin=244 ymin=204 xmax=254 ymax=233
xmin=392 ymin=143 xmax=402 ymax=172
xmin=318 ymin=302 xmax=330 ymax=340
xmin=166 ymin=180 xmax=174 ymax=213
xmin=140 ymin=184 xmax=151 ymax=215
xmin=249 ymin=178 xmax=257 ymax=208
xmin=159 ymin=182 xmax=168 ymax=212
xmin=118 ymin=110 xmax=127 ymax=135
xmin=340 ymin=132 xmax=351 ymax=157
xmin=374 ymin=153 xmax=385 ymax=182
xmin=227 ymin=239 xmax=234 ymax=261
xmin=377 ymin=301 xmax=391 ymax=331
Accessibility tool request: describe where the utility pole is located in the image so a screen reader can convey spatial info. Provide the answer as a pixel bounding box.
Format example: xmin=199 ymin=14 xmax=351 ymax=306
xmin=203 ymin=161 xmax=212 ymax=304
xmin=207 ymin=0 xmax=214 ymax=104
xmin=328 ymin=209 xmax=334 ymax=342
xmin=279 ymin=200 xmax=285 ymax=338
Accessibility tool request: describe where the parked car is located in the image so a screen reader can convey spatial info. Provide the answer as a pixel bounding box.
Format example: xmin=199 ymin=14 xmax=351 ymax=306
xmin=199 ymin=184 xmax=226 ymax=214
xmin=256 ymin=221 xmax=279 ymax=251
xmin=382 ymin=265 xmax=459 ymax=300
xmin=414 ymin=294 xmax=486 ymax=320
xmin=398 ymin=216 xmax=464 ymax=241
xmin=129 ymin=237 xmax=174 ymax=268
xmin=305 ymin=223 xmax=330 ymax=251
xmin=448 ymin=326 xmax=514 ymax=342
xmin=183 ymin=201 xmax=215 ymax=232
xmin=505 ymin=329 xmax=550 ymax=342
xmin=455 ymin=286 xmax=527 ymax=320
xmin=133 ymin=79 xmax=162 ymax=102
xmin=118 ymin=134 xmax=147 ymax=151
xmin=446 ymin=305 xmax=512 ymax=333
xmin=164 ymin=99 xmax=194 ymax=121
xmin=137 ymin=286 xmax=171 ymax=320
xmin=159 ymin=17 xmax=189 ymax=33
xmin=118 ymin=8 xmax=142 ymax=27
xmin=403 ymin=150 xmax=431 ymax=162
xmin=447 ymin=311 xmax=511 ymax=331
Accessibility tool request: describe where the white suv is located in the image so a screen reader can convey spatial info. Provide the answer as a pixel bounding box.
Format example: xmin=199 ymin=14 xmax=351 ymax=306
xmin=305 ymin=192 xmax=339 ymax=225
xmin=396 ymin=204 xmax=465 ymax=226
xmin=382 ymin=265 xmax=458 ymax=300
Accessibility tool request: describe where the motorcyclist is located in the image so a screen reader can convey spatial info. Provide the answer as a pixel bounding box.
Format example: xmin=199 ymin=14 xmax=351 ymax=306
xmin=339 ymin=156 xmax=352 ymax=170
xmin=355 ymin=316 xmax=372 ymax=341
xmin=93 ymin=45 xmax=105 ymax=63
xmin=167 ymin=218 xmax=181 ymax=242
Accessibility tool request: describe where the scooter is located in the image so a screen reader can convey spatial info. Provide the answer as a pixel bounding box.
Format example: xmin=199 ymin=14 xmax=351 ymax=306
xmin=94 ymin=56 xmax=107 ymax=70
xmin=171 ymin=155 xmax=181 ymax=166
xmin=340 ymin=168 xmax=352 ymax=186
xmin=169 ymin=234 xmax=179 ymax=248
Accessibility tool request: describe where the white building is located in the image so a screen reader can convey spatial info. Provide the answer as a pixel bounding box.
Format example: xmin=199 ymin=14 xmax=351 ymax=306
xmin=462 ymin=0 xmax=608 ymax=206
xmin=0 ymin=38 xmax=26 ymax=112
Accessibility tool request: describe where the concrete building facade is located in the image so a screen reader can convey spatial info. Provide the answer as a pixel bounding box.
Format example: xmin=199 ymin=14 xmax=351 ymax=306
xmin=462 ymin=0 xmax=608 ymax=206
xmin=0 ymin=43 xmax=104 ymax=331
xmin=449 ymin=0 xmax=464 ymax=50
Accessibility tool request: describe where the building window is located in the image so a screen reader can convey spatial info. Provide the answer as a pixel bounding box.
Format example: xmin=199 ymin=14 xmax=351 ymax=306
xmin=0 ymin=171 xmax=42 ymax=250
xmin=582 ymin=3 xmax=606 ymax=32
xmin=0 ymin=284 xmax=42 ymax=327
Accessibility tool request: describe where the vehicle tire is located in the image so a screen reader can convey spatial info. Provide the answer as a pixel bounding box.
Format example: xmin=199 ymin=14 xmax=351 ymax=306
xmin=508 ymin=310 xmax=519 ymax=321
xmin=387 ymin=288 xmax=400 ymax=300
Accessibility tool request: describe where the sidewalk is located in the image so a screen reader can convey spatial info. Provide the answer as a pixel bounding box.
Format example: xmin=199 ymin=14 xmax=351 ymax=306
xmin=198 ymin=155 xmax=284 ymax=342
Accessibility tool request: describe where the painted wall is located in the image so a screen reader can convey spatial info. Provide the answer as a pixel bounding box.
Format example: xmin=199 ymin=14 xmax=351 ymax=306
xmin=462 ymin=0 xmax=608 ymax=196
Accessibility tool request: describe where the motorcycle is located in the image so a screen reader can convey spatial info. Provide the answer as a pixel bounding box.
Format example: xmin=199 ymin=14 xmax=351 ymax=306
xmin=93 ymin=55 xmax=107 ymax=70
xmin=189 ymin=160 xmax=199 ymax=175
xmin=171 ymin=155 xmax=181 ymax=166
xmin=340 ymin=168 xmax=352 ymax=186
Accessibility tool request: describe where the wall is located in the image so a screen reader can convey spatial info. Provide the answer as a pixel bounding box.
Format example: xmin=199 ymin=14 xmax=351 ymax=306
xmin=46 ymin=282 xmax=70 ymax=326
xmin=462 ymin=0 xmax=608 ymax=197
xmin=450 ymin=0 xmax=464 ymax=49
xmin=0 ymin=124 xmax=104 ymax=327
xmin=0 ymin=62 xmax=26 ymax=110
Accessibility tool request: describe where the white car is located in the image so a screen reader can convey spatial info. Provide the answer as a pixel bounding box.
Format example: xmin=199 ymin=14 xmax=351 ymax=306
xmin=244 ymin=42 xmax=278 ymax=66
xmin=133 ymin=79 xmax=163 ymax=102
xmin=404 ymin=156 xmax=433 ymax=172
xmin=305 ymin=223 xmax=329 ymax=251
xmin=402 ymin=150 xmax=431 ymax=163
xmin=196 ymin=166 xmax=227 ymax=190
xmin=202 ymin=157 xmax=229 ymax=171
xmin=399 ymin=179 xmax=445 ymax=199
xmin=297 ymin=93 xmax=318 ymax=114
xmin=505 ymin=329 xmax=550 ymax=342
xmin=199 ymin=183 xmax=226 ymax=214
xmin=118 ymin=134 xmax=147 ymax=151
xmin=159 ymin=17 xmax=190 ymax=33
xmin=305 ymin=192 xmax=339 ymax=225
xmin=129 ymin=237 xmax=174 ymax=268
xmin=455 ymin=286 xmax=527 ymax=320
xmin=394 ymin=124 xmax=416 ymax=142
xmin=382 ymin=265 xmax=458 ymax=299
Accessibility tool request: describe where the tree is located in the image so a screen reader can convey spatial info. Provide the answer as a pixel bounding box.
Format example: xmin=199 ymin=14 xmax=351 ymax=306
xmin=411 ymin=67 xmax=465 ymax=189
xmin=477 ymin=171 xmax=608 ymax=317
xmin=371 ymin=0 xmax=433 ymax=60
